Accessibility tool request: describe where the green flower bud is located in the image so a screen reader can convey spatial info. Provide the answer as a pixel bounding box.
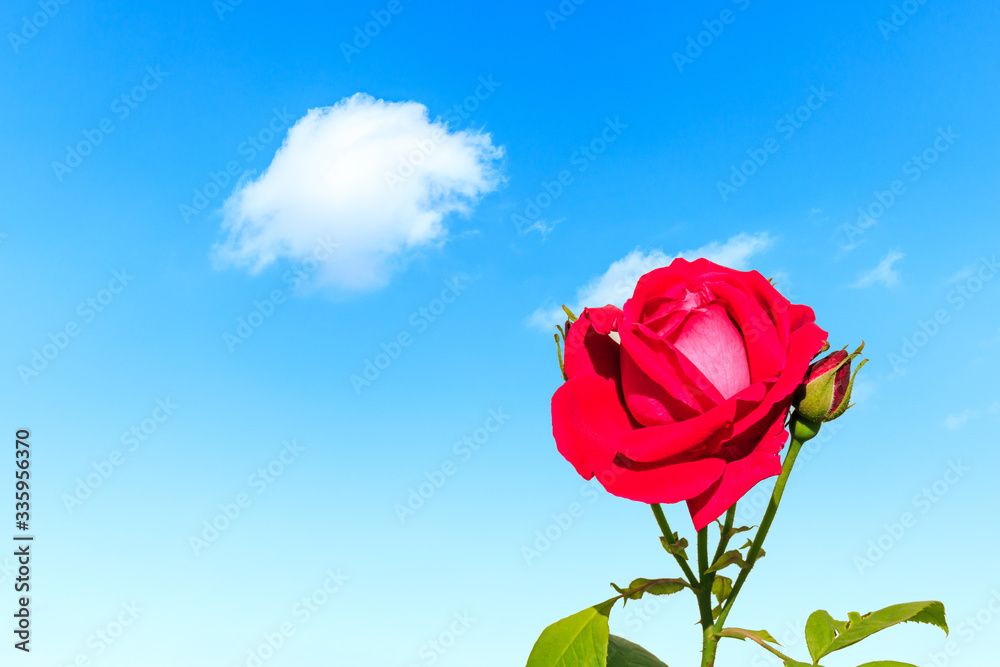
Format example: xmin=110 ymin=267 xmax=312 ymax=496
xmin=793 ymin=342 xmax=867 ymax=422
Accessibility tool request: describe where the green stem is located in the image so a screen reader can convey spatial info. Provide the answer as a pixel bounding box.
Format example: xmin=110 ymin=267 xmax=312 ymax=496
xmin=712 ymin=504 xmax=737 ymax=565
xmin=714 ymin=414 xmax=820 ymax=630
xmin=696 ymin=527 xmax=716 ymax=630
xmin=700 ymin=625 xmax=719 ymax=667
xmin=650 ymin=503 xmax=700 ymax=587
xmin=699 ymin=537 xmax=719 ymax=667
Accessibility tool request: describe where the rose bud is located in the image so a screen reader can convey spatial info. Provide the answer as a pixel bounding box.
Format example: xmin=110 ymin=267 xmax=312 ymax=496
xmin=794 ymin=342 xmax=867 ymax=422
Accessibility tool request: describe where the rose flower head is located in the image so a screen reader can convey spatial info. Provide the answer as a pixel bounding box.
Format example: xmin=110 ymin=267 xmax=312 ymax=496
xmin=551 ymin=258 xmax=828 ymax=530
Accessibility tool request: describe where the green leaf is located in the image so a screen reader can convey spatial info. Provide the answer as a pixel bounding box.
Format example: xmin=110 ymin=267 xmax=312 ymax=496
xmin=783 ymin=661 xmax=813 ymax=667
xmin=706 ymin=550 xmax=747 ymax=573
xmin=659 ymin=534 xmax=689 ymax=560
xmin=805 ymin=601 xmax=948 ymax=662
xmin=526 ymin=600 xmax=616 ymax=667
xmin=723 ymin=525 xmax=755 ymax=541
xmin=711 ymin=575 xmax=733 ymax=605
xmin=805 ymin=610 xmax=844 ymax=663
xmin=606 ymin=635 xmax=670 ymax=667
xmin=855 ymin=662 xmax=920 ymax=667
xmin=718 ymin=627 xmax=781 ymax=646
xmin=611 ymin=578 xmax=687 ymax=603
xmin=706 ymin=547 xmax=766 ymax=574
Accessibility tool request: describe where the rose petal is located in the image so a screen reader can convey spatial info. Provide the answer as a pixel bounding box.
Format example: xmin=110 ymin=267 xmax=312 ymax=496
xmin=614 ymin=382 xmax=767 ymax=463
xmin=564 ymin=306 xmax=624 ymax=382
xmin=619 ymin=329 xmax=722 ymax=426
xmin=669 ymin=302 xmax=751 ymax=399
xmin=551 ymin=374 xmax=632 ymax=479
xmin=728 ymin=268 xmax=793 ymax=349
xmin=789 ymin=303 xmax=817 ymax=333
xmin=599 ymin=456 xmax=727 ymax=505
xmin=625 ymin=258 xmax=727 ymax=321
xmin=728 ymin=319 xmax=828 ymax=445
xmin=700 ymin=279 xmax=787 ymax=382
xmin=686 ymin=412 xmax=789 ymax=530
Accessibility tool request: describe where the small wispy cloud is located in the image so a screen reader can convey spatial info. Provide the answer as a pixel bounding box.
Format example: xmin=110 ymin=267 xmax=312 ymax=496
xmin=529 ymin=232 xmax=773 ymax=329
xmin=807 ymin=208 xmax=829 ymax=225
xmin=946 ymin=263 xmax=977 ymax=284
xmin=943 ymin=401 xmax=1000 ymax=430
xmin=522 ymin=218 xmax=562 ymax=240
xmin=851 ymin=249 xmax=904 ymax=288
xmin=849 ymin=378 xmax=877 ymax=405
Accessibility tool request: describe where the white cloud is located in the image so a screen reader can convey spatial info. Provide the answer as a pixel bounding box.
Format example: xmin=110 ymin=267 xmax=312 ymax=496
xmin=529 ymin=232 xmax=773 ymax=329
xmin=522 ymin=218 xmax=561 ymax=240
xmin=946 ymin=263 xmax=977 ymax=284
xmin=849 ymin=377 xmax=877 ymax=404
xmin=942 ymin=401 xmax=999 ymax=430
xmin=851 ymin=249 xmax=904 ymax=288
xmin=942 ymin=410 xmax=975 ymax=430
xmin=214 ymin=93 xmax=504 ymax=291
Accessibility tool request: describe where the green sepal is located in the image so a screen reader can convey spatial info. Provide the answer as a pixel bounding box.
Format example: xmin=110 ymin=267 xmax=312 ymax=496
xmin=826 ymin=358 xmax=867 ymax=421
xmin=554 ymin=333 xmax=567 ymax=381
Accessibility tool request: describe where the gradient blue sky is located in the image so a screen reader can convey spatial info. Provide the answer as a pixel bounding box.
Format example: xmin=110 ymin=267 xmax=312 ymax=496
xmin=2 ymin=1 xmax=999 ymax=665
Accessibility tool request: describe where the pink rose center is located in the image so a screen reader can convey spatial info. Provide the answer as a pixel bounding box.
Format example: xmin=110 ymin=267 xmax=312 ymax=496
xmin=666 ymin=289 xmax=751 ymax=400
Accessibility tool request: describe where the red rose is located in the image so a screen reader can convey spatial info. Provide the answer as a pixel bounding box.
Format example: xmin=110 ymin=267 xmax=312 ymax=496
xmin=551 ymin=258 xmax=828 ymax=530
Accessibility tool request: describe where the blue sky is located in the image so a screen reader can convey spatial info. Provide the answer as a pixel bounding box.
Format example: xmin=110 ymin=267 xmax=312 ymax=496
xmin=1 ymin=0 xmax=998 ymax=665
